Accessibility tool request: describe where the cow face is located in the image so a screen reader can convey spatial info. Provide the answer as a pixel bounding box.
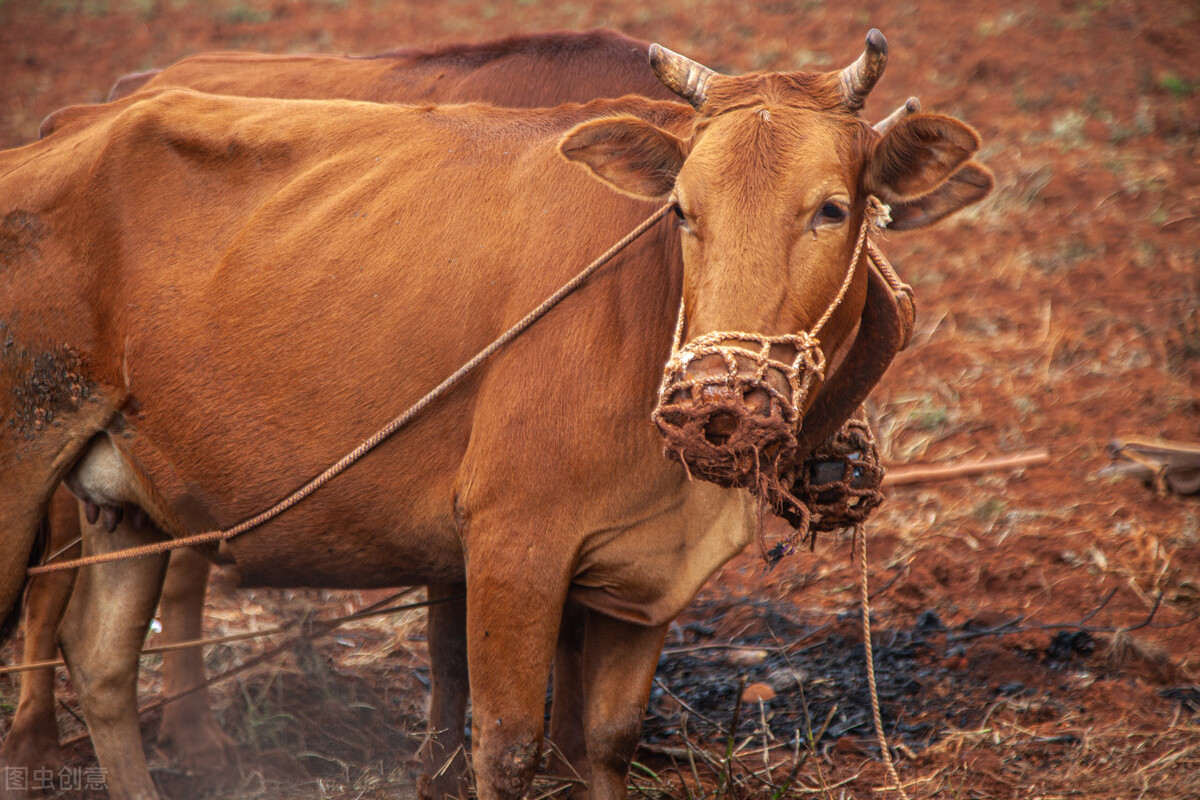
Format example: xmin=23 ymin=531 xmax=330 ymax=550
xmin=559 ymin=30 xmax=990 ymax=493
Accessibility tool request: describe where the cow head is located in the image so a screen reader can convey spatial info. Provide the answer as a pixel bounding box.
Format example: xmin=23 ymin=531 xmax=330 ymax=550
xmin=559 ymin=30 xmax=991 ymax=497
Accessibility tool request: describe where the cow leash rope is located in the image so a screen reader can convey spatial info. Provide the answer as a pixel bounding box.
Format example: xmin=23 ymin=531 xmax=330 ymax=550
xmin=28 ymin=204 xmax=673 ymax=576
xmin=29 ymin=199 xmax=907 ymax=578
xmin=858 ymin=522 xmax=912 ymax=800
xmin=0 ymin=587 xmax=430 ymax=676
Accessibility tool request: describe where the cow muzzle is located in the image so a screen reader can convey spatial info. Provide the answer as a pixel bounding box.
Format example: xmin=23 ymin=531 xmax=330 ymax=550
xmin=765 ymin=413 xmax=885 ymax=566
xmin=651 ymin=326 xmax=826 ymax=489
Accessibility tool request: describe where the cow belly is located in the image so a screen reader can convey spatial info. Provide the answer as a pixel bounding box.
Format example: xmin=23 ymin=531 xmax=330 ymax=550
xmin=223 ymin=526 xmax=465 ymax=589
xmin=65 ymin=433 xmax=466 ymax=589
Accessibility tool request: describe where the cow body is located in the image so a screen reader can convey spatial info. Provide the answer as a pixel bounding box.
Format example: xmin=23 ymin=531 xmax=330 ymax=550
xmin=15 ymin=30 xmax=682 ymax=792
xmin=2 ymin=30 xmax=990 ymax=799
xmin=12 ymin=90 xmax=739 ymax=613
xmin=3 ymin=91 xmax=742 ymax=800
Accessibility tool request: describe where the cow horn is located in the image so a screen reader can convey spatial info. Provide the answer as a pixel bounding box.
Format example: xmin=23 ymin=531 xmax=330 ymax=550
xmin=649 ymin=43 xmax=720 ymax=109
xmin=873 ymin=96 xmax=920 ymax=134
xmin=839 ymin=29 xmax=888 ymax=111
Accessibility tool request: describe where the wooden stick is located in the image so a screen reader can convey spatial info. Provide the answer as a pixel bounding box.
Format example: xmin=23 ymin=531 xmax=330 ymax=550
xmin=882 ymin=449 xmax=1050 ymax=487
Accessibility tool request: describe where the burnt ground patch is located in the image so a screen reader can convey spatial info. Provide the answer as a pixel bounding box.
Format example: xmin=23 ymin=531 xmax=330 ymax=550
xmin=643 ymin=596 xmax=1151 ymax=753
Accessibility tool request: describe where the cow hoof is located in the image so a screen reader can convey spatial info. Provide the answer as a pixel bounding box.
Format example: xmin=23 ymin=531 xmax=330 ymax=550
xmin=157 ymin=716 xmax=239 ymax=774
xmin=416 ymin=741 xmax=469 ymax=800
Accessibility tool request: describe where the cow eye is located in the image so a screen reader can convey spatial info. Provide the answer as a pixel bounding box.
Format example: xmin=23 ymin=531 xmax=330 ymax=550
xmin=816 ymin=201 xmax=848 ymax=226
xmin=672 ymin=202 xmax=694 ymax=234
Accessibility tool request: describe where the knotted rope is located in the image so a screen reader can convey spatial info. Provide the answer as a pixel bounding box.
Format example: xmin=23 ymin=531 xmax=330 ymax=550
xmin=766 ymin=410 xmax=885 ymax=565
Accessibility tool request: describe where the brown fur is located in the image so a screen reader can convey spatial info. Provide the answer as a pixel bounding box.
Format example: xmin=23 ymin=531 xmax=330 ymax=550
xmin=0 ymin=515 xmax=45 ymax=645
xmin=17 ymin=33 xmax=683 ymax=797
xmin=100 ymin=29 xmax=678 ymax=106
xmin=3 ymin=36 xmax=989 ymax=800
xmin=699 ymin=71 xmax=851 ymax=117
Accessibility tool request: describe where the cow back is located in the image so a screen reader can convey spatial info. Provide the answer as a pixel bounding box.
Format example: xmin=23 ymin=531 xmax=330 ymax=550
xmin=113 ymin=29 xmax=679 ymax=107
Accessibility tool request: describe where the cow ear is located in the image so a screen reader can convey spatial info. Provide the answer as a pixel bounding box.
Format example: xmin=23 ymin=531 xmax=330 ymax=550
xmin=865 ymin=114 xmax=981 ymax=203
xmin=886 ymin=161 xmax=994 ymax=230
xmin=559 ymin=116 xmax=687 ymax=199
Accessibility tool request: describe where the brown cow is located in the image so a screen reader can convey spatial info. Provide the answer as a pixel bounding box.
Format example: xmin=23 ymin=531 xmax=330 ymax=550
xmin=0 ymin=32 xmax=990 ymax=800
xmin=12 ymin=30 xmax=929 ymax=793
xmin=10 ymin=28 xmax=680 ymax=791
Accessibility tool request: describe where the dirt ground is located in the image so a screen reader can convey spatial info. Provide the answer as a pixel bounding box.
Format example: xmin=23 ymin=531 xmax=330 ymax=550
xmin=1 ymin=0 xmax=1198 ymax=798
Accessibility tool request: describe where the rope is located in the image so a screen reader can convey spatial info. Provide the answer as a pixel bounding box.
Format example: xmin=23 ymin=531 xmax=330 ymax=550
xmin=29 ymin=205 xmax=672 ymax=577
xmin=857 ymin=522 xmax=911 ymax=800
xmin=865 ymin=238 xmax=916 ymax=350
xmin=810 ymin=196 xmax=890 ymax=339
xmin=0 ymin=588 xmax=465 ymax=677
xmin=51 ymin=589 xmax=464 ymax=749
xmin=865 ymin=240 xmax=907 ymax=297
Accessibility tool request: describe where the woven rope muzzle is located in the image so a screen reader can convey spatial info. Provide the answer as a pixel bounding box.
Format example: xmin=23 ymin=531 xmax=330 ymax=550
xmin=650 ymin=196 xmax=890 ymax=492
xmin=765 ymin=412 xmax=886 ymax=565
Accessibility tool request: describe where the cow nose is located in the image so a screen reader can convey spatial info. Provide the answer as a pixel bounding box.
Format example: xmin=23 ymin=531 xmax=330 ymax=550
xmin=652 ymin=327 xmax=827 ymax=491
xmin=703 ymin=410 xmax=738 ymax=445
xmin=665 ymin=380 xmax=775 ymax=437
xmin=693 ymin=381 xmax=778 ymax=446
xmin=690 ymin=380 xmax=788 ymax=455
xmin=653 ymin=361 xmax=803 ymax=489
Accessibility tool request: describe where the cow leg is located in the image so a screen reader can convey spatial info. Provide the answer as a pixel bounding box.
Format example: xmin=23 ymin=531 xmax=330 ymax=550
xmin=579 ymin=611 xmax=668 ymax=800
xmin=547 ymin=599 xmax=588 ymax=783
xmin=417 ymin=582 xmax=469 ymax=800
xmin=465 ymin=542 xmax=570 ymax=800
xmin=57 ymin=519 xmax=169 ymax=800
xmin=1 ymin=489 xmax=79 ymax=775
xmin=154 ymin=548 xmax=237 ymax=773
